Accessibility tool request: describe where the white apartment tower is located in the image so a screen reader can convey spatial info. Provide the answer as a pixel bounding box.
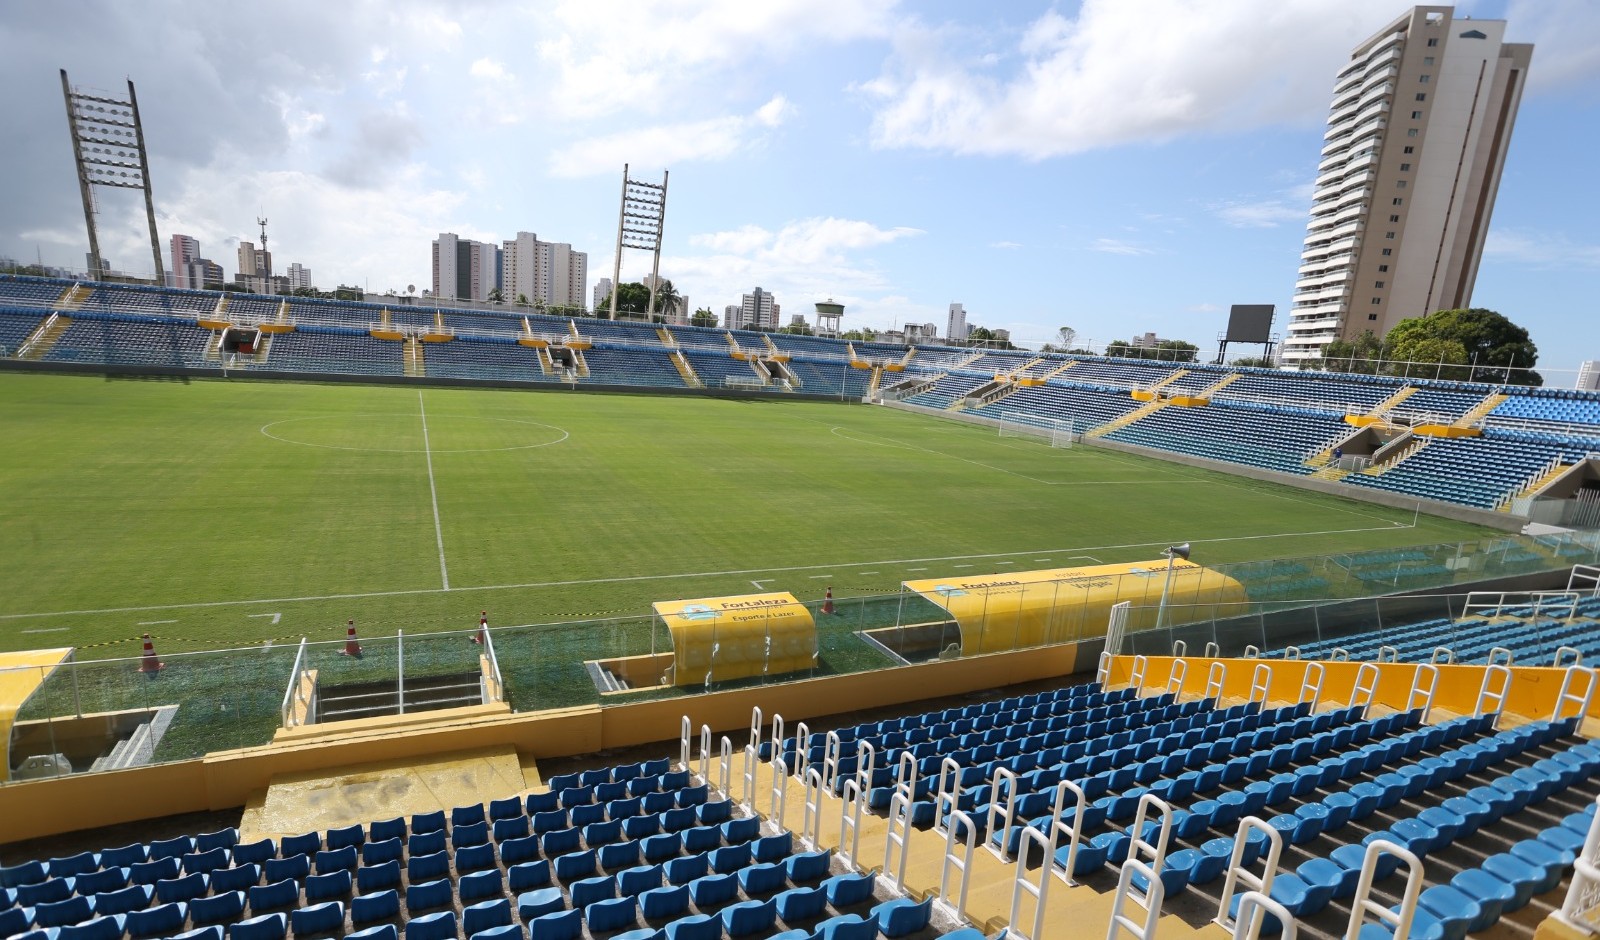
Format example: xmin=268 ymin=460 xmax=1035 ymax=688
xmin=502 ymin=232 xmax=588 ymax=308
xmin=1283 ymin=6 xmax=1531 ymax=363
xmin=738 ymin=288 xmax=778 ymax=330
xmin=169 ymin=234 xmax=199 ymax=288
xmin=947 ymin=303 xmax=968 ymax=343
xmin=431 ymin=233 xmax=499 ymax=301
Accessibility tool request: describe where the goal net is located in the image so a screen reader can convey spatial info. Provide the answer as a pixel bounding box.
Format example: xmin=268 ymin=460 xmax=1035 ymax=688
xmin=997 ymin=415 xmax=1074 ymax=448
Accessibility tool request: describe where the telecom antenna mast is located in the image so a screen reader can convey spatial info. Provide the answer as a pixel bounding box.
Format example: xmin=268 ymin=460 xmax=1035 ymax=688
xmin=59 ymin=69 xmax=163 ymax=282
xmin=609 ymin=164 xmax=668 ymax=320
xmin=258 ymin=217 xmax=269 ymax=252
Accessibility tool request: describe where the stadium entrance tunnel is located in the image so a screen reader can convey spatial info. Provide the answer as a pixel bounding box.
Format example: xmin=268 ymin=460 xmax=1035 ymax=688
xmin=9 ymin=705 xmax=177 ymax=781
xmin=587 ymin=592 xmax=818 ymax=695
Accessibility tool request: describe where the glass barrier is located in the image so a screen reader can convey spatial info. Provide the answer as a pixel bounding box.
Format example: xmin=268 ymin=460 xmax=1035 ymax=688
xmin=5 ymin=529 xmax=1598 ymax=782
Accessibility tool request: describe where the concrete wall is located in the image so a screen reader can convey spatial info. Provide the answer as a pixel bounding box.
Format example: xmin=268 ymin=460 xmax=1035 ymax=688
xmin=882 ymin=400 xmax=1523 ymax=531
xmin=0 ymin=638 xmax=1098 ymax=844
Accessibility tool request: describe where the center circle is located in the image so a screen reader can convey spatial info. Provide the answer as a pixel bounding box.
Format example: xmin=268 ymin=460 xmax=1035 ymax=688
xmin=260 ymin=413 xmax=569 ymax=453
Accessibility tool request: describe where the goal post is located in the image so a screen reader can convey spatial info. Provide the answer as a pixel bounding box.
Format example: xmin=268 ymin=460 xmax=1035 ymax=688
xmin=996 ymin=415 xmax=1074 ymax=448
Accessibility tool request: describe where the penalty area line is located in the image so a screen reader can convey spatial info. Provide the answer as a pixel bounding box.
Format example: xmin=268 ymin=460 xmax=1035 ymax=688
xmin=419 ymin=392 xmax=450 ymax=591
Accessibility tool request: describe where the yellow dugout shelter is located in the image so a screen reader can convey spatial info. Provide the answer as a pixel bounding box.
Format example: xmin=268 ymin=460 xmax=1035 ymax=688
xmin=654 ymin=593 xmax=818 ymax=687
xmin=901 ymin=559 xmax=1248 ymax=656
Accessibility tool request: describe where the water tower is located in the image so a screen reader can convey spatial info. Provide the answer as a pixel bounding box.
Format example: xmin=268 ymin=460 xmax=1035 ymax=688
xmin=814 ymin=299 xmax=844 ymax=337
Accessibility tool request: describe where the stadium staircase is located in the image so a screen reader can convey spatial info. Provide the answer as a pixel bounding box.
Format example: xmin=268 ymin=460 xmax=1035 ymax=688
xmin=1500 ymin=458 xmax=1576 ymax=511
xmin=17 ymin=313 xmax=72 ymax=360
xmin=668 ymin=350 xmax=702 ymax=388
xmin=204 ymin=331 xmax=225 ymax=362
xmin=887 ymin=372 xmax=943 ymax=398
xmin=534 ymin=348 xmax=554 ymax=376
xmin=572 ymin=349 xmax=590 ymax=378
xmin=656 ymin=328 xmax=676 ymax=347
xmin=865 ymin=366 xmax=881 ymax=399
xmin=213 ymin=294 xmax=230 ymax=317
xmin=1132 ymin=368 xmax=1189 ymax=401
xmin=1360 ymin=435 xmax=1430 ymax=476
xmin=1357 ymin=386 xmax=1418 ymax=426
xmin=56 ymin=283 xmax=93 ymax=310
xmin=1193 ymin=372 xmax=1240 ymax=400
xmin=1087 ymin=398 xmax=1166 ymax=439
xmin=1039 ymin=360 xmax=1077 ymax=381
xmin=403 ymin=337 xmax=425 ymax=378
xmin=1455 ymin=392 xmax=1510 ymax=430
xmin=951 ymin=351 xmax=986 ymax=370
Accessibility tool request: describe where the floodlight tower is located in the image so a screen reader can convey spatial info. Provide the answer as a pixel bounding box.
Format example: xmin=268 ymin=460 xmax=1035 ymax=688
xmin=610 ymin=164 xmax=668 ymax=320
xmin=59 ymin=69 xmax=164 ymax=282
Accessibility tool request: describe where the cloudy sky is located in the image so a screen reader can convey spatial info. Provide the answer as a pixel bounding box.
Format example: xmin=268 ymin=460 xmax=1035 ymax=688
xmin=2 ymin=1 xmax=1597 ymax=374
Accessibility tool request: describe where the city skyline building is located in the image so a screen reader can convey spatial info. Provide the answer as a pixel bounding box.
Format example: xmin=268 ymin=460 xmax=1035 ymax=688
xmin=431 ymin=232 xmax=499 ymax=302
xmin=169 ymin=234 xmax=199 ymax=289
xmin=947 ymin=302 xmax=967 ymax=343
xmin=1283 ymin=5 xmax=1532 ymax=363
xmin=737 ymin=287 xmax=778 ymax=330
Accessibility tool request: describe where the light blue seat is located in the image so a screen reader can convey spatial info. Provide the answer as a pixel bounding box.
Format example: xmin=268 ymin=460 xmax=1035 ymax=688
xmin=821 ymin=872 xmax=875 ymax=908
xmin=508 ymin=861 xmax=552 ymax=893
xmin=585 ymin=896 xmax=639 ymax=933
xmin=720 ymin=899 xmax=775 ymax=938
xmin=462 ymin=898 xmax=512 ymax=938
xmin=459 ymin=869 xmax=504 ymax=903
xmin=814 ymin=913 xmax=874 ymax=940
xmin=736 ymin=863 xmax=787 ymax=896
xmin=599 ymin=841 xmax=642 ymax=871
xmin=247 ymin=879 xmax=299 ymax=915
xmin=662 ymin=913 xmax=719 ymax=940
xmin=751 ymin=834 xmax=791 ymax=864
xmin=189 ymin=890 xmax=246 ymax=927
xmin=687 ymin=873 xmax=739 ymax=908
xmin=708 ymin=845 xmax=750 ymax=875
xmin=774 ymin=886 xmax=827 ymax=922
xmin=618 ymin=865 xmax=663 ymax=898
xmin=406 ymin=878 xmax=453 ymax=914
xmin=405 ymin=910 xmax=457 ymax=940
xmin=784 ymin=851 xmax=831 ymax=884
xmin=639 ymin=885 xmax=690 ymax=922
xmin=1450 ymin=868 xmax=1516 ymax=927
xmin=517 ymin=889 xmax=566 ymax=924
xmin=528 ymin=908 xmax=582 ymax=940
xmin=664 ymin=855 xmax=708 ymax=887
xmin=871 ymin=897 xmax=932 ymax=938
xmin=289 ymin=900 xmax=345 ymax=937
xmin=305 ymin=869 xmax=352 ymax=903
xmin=229 ymin=912 xmax=287 ymax=940
xmin=350 ymin=889 xmax=400 ymax=927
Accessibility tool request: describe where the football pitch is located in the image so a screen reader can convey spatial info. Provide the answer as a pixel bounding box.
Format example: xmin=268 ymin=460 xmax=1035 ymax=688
xmin=0 ymin=371 xmax=1492 ymax=659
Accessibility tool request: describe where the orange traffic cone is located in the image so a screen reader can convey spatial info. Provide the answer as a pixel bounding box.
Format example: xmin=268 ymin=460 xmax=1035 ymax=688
xmin=473 ymin=611 xmax=488 ymax=645
xmin=138 ymin=633 xmax=164 ymax=674
xmin=822 ymin=587 xmax=835 ymax=615
xmin=341 ymin=620 xmax=363 ymax=657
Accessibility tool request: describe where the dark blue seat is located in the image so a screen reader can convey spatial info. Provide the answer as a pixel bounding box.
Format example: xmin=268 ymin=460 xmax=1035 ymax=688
xmin=149 ymin=837 xmax=196 ymax=863
xmin=362 ymin=839 xmax=404 ymax=867
xmin=156 ymin=872 xmax=209 ymax=905
xmin=405 ymin=910 xmax=457 ymax=940
xmin=600 ymin=840 xmax=642 ymax=871
xmin=493 ymin=818 xmax=531 ymax=844
xmin=91 ymin=884 xmax=152 ymax=917
xmin=553 ymin=850 xmax=597 ymax=884
xmin=683 ymin=826 xmax=721 ymax=854
xmin=664 ymin=855 xmax=708 ymax=887
xmin=499 ymin=836 xmax=541 ymax=867
xmin=325 ymin=825 xmax=365 ymax=852
xmin=784 ymin=851 xmax=831 ymax=884
xmin=517 ymin=888 xmax=565 ymax=923
xmin=247 ymin=878 xmax=300 ymax=915
xmin=346 ymin=924 xmax=399 ymax=940
xmin=571 ymin=805 xmax=606 ymax=829
xmin=126 ymin=903 xmax=188 ymax=940
xmin=708 ymin=844 xmax=750 ymax=874
xmin=1 ymin=860 xmax=47 ymax=889
xmin=279 ymin=833 xmax=320 ymax=859
xmin=357 ymin=861 xmax=401 ymax=895
xmin=454 ymin=804 xmax=488 ymax=828
xmin=262 ymin=856 xmax=308 ymax=885
xmin=814 ymin=913 xmax=874 ymax=940
xmin=463 ymin=898 xmax=512 ymax=939
xmin=528 ymin=908 xmax=583 ymax=940
xmin=639 ymin=885 xmax=690 ymax=922
xmin=470 ymin=926 xmax=524 ymax=940
xmin=696 ymin=802 xmax=732 ymax=825
xmin=454 ymin=822 xmax=490 ymax=849
xmin=100 ymin=847 xmax=149 ymax=870
xmin=720 ymin=899 xmax=775 ymax=938
xmin=189 ymin=890 xmax=246 ymax=927
xmin=688 ymin=872 xmax=739 ymax=908
xmin=736 ymin=863 xmax=787 ymax=896
xmin=175 ymin=927 xmax=226 ymax=940
xmin=229 ymin=912 xmax=288 ymax=940
xmin=508 ymin=861 xmax=552 ymax=893
xmin=350 ymin=888 xmax=401 ymax=926
xmin=624 ymin=816 xmax=662 ymax=841
xmin=822 ymin=872 xmax=875 ymax=908
xmin=752 ymin=834 xmax=791 ymax=864
xmin=406 ymin=878 xmax=453 ymax=914
xmin=290 ymin=900 xmax=345 ymax=937
xmin=459 ymin=869 xmax=504 ymax=903
xmin=773 ymin=886 xmax=827 ymax=922
xmin=411 ymin=811 xmax=447 ymax=835
xmin=56 ymin=917 xmax=130 ymax=940
xmin=572 ymin=874 xmax=618 ymax=910
xmin=408 ymin=851 xmax=450 ymax=883
xmin=305 ymin=870 xmax=352 ymax=903
xmin=315 ymin=847 xmax=357 ymax=875
xmin=76 ymin=868 xmax=130 ymax=896
xmin=409 ymin=831 xmax=447 ymax=857
xmin=210 ymin=864 xmax=260 ymax=894
xmin=542 ymin=830 xmax=582 ymax=858
xmin=457 ymin=843 xmax=498 ymax=875
xmin=490 ymin=796 xmax=525 ymax=822
xmin=526 ymin=792 xmax=561 ymax=815
xmin=369 ymin=819 xmax=406 ymax=843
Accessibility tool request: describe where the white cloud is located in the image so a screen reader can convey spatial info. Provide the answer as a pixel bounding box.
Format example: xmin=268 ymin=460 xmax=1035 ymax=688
xmin=1213 ymin=200 xmax=1304 ymax=229
xmin=548 ymin=95 xmax=794 ymax=178
xmin=862 ymin=0 xmax=1404 ymax=158
xmin=536 ymin=0 xmax=898 ymax=119
xmin=990 ymin=240 xmax=1022 ymax=249
xmin=1089 ymin=238 xmax=1154 ymax=256
xmin=1505 ymin=0 xmax=1600 ymax=91
xmin=470 ymin=58 xmax=511 ymax=82
xmin=1484 ymin=229 xmax=1600 ymax=269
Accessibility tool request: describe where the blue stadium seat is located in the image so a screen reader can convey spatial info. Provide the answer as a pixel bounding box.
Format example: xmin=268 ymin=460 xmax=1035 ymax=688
xmin=585 ymin=896 xmax=639 ymax=933
xmin=126 ymin=902 xmax=187 ymax=940
xmin=229 ymin=912 xmax=288 ymax=940
xmin=278 ymin=833 xmax=320 ymax=859
xmin=21 ymin=878 xmax=74 ymax=906
xmin=231 ymin=841 xmax=275 ymax=868
xmin=784 ymin=851 xmax=831 ymax=884
xmin=129 ymin=858 xmax=179 ymax=887
xmin=149 ymin=837 xmax=196 ymax=863
xmin=79 ymin=872 xmax=135 ymax=901
xmin=368 ymin=819 xmax=406 ymax=843
xmin=752 ymin=834 xmax=791 ymax=864
xmin=210 ymin=864 xmax=260 ymax=894
xmin=814 ymin=913 xmax=875 ymax=940
xmin=407 ymin=852 xmax=450 ymax=883
xmin=289 ymin=901 xmax=345 ymax=937
xmin=454 ymin=804 xmax=487 ymax=828
xmin=492 ymin=818 xmax=530 ymax=844
xmin=683 ymin=826 xmax=721 ymax=854
xmin=516 ymin=888 xmax=565 ymax=923
xmin=156 ymin=873 xmax=209 ymax=905
xmin=99 ymin=847 xmax=149 ymax=870
xmin=489 ymin=797 xmax=524 ymax=822
xmin=48 ymin=854 xmax=99 ymax=879
xmin=56 ymin=917 xmax=127 ymax=940
xmin=600 ymin=840 xmax=642 ymax=871
xmin=507 ymin=861 xmax=552 ymax=893
xmin=639 ymin=885 xmax=690 ymax=922
xmin=662 ymin=913 xmax=720 ymax=940
xmin=406 ymin=878 xmax=452 ymax=914
xmin=345 ymin=925 xmax=398 ymax=940
xmin=405 ymin=910 xmax=457 ymax=940
xmin=262 ymin=856 xmax=307 ymax=885
xmin=458 ymin=869 xmax=504 ymax=903
xmin=305 ymin=870 xmax=352 ymax=903
xmin=872 ymin=897 xmax=933 ymax=938
xmin=408 ymin=832 xmax=446 ymax=858
xmin=462 ymin=898 xmax=512 ymax=939
xmin=411 ymin=812 xmax=447 ymax=836
xmin=687 ymin=872 xmax=739 ymax=907
xmin=456 ymin=843 xmax=498 ymax=875
xmin=325 ymin=825 xmax=365 ymax=852
xmin=664 ymin=855 xmax=708 ymax=887
xmin=453 ymin=822 xmax=490 ymax=849
xmin=471 ymin=926 xmax=524 ymax=940
xmin=822 ymin=872 xmax=875 ymax=907
xmin=499 ymin=836 xmax=541 ymax=867
xmin=736 ymin=863 xmax=787 ymax=897
xmin=528 ymin=909 xmax=582 ymax=940
xmin=720 ymin=899 xmax=776 ymax=938
xmin=189 ymin=890 xmax=246 ymax=927
xmin=542 ymin=830 xmax=581 ymax=858
xmin=774 ymin=886 xmax=828 ymax=922
xmin=357 ymin=861 xmax=401 ymax=895
xmin=350 ymin=888 xmax=401 ymax=927
xmin=248 ymin=879 xmax=300 ymax=915
xmin=570 ymin=875 xmax=616 ymax=910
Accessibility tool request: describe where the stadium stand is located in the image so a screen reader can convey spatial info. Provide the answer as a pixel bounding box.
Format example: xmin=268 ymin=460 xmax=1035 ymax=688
xmin=419 ymin=337 xmax=560 ymax=384
xmin=581 ymin=347 xmax=687 ymax=389
xmin=1105 ymin=402 xmax=1351 ymax=474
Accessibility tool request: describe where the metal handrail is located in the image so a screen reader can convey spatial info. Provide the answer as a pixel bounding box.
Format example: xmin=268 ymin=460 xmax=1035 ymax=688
xmin=279 ymin=637 xmax=309 ymax=728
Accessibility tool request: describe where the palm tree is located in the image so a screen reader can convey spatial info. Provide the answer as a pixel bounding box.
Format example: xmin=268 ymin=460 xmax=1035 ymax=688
xmin=651 ymin=279 xmax=681 ymax=318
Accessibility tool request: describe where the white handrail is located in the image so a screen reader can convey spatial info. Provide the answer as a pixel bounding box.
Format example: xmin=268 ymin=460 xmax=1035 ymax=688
xmin=279 ymin=637 xmax=310 ymax=728
xmin=481 ymin=626 xmax=504 ymax=703
xmin=1345 ymin=840 xmax=1423 ymax=940
xmin=1216 ymin=816 xmax=1283 ymax=932
xmin=1556 ymin=794 xmax=1600 ymax=934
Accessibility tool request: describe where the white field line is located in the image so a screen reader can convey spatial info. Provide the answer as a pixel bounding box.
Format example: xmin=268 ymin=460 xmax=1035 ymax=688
xmin=418 ymin=392 xmax=450 ymax=591
xmin=22 ymin=628 xmax=71 ymax=634
xmin=0 ymin=524 xmax=1419 ymax=623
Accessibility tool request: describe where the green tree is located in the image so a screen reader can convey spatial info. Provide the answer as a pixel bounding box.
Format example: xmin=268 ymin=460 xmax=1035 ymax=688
xmin=486 ymin=287 xmax=504 ymax=304
xmin=1384 ymin=308 xmax=1540 ymax=385
xmin=965 ymin=325 xmax=1016 ymax=350
xmin=690 ymin=307 xmax=718 ymax=328
xmin=1230 ymin=356 xmax=1276 ymax=368
xmin=841 ymin=328 xmax=878 ymax=342
xmin=650 ymin=279 xmax=681 ymax=318
xmin=1308 ymin=330 xmax=1386 ymax=374
xmin=599 ymin=282 xmax=653 ymax=319
xmin=1106 ymin=338 xmax=1197 ymax=362
xmin=332 ymin=284 xmax=362 ymax=300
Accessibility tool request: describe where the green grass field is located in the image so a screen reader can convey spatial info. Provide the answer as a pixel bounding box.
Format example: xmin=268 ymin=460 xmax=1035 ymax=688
xmin=0 ymin=371 xmax=1495 ymax=662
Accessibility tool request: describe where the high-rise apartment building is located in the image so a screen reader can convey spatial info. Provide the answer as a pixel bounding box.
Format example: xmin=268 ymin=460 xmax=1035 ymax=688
xmin=285 ymin=263 xmax=313 ymax=291
xmin=737 ymin=287 xmax=778 ymax=330
xmin=1283 ymin=6 xmax=1531 ymax=363
xmin=501 ymin=232 xmax=589 ymax=308
xmin=431 ymin=233 xmax=499 ymax=301
xmin=169 ymin=234 xmax=199 ymax=288
xmin=593 ymin=278 xmax=613 ymax=312
xmin=947 ymin=303 xmax=968 ymax=343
